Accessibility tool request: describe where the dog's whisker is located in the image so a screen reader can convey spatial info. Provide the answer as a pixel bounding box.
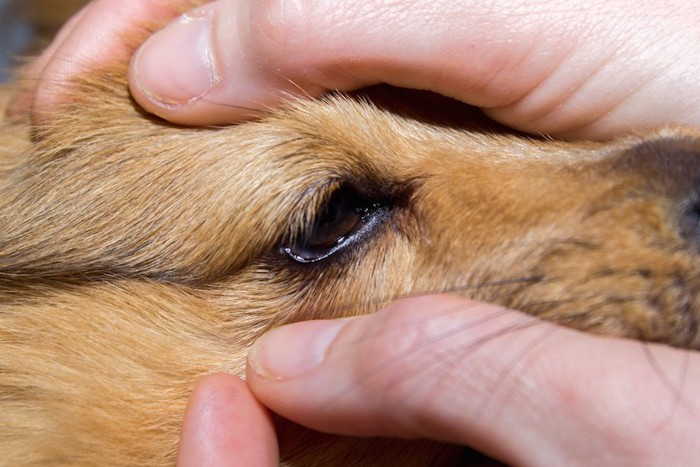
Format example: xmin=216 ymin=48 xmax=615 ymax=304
xmin=333 ymin=300 xmax=514 ymax=351
xmin=640 ymin=343 xmax=700 ymax=419
xmin=318 ymin=311 xmax=548 ymax=411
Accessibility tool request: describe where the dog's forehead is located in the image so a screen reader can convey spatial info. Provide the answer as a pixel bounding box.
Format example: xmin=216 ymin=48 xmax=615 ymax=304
xmin=266 ymin=94 xmax=646 ymax=175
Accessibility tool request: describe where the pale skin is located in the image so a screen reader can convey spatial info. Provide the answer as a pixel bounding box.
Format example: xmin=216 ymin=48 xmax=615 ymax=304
xmin=16 ymin=1 xmax=700 ymax=465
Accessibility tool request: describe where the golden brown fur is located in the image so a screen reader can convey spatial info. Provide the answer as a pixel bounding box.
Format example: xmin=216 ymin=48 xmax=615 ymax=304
xmin=2 ymin=1 xmax=700 ymax=465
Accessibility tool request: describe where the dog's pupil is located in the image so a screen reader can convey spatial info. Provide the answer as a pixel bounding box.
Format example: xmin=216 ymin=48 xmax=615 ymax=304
xmin=311 ymin=195 xmax=363 ymax=250
xmin=283 ymin=185 xmax=383 ymax=263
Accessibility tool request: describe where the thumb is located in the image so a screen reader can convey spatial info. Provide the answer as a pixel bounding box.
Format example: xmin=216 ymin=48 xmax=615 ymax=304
xmin=129 ymin=0 xmax=316 ymax=126
xmin=246 ymin=295 xmax=700 ymax=466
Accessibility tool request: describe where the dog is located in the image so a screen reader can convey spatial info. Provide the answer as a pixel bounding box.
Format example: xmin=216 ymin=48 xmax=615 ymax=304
xmin=2 ymin=1 xmax=700 ymax=465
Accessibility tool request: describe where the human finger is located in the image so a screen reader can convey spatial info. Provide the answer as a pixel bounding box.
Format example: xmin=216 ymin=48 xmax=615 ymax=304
xmin=129 ymin=0 xmax=700 ymax=137
xmin=10 ymin=0 xmax=183 ymax=124
xmin=177 ymin=373 xmax=278 ymax=467
xmin=247 ymin=295 xmax=700 ymax=465
xmin=5 ymin=1 xmax=89 ymax=119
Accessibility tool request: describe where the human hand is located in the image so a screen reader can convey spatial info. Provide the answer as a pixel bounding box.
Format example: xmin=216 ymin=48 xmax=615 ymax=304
xmin=177 ymin=296 xmax=700 ymax=465
xmin=15 ymin=0 xmax=700 ymax=138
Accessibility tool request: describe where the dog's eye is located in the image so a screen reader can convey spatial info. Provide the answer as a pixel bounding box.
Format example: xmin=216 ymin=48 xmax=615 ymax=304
xmin=283 ymin=185 xmax=387 ymax=263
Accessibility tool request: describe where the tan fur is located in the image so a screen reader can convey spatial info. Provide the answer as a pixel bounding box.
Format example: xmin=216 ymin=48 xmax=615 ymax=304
xmin=2 ymin=2 xmax=700 ymax=465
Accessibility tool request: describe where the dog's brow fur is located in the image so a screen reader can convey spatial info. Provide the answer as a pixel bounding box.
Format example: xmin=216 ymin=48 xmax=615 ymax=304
xmin=2 ymin=1 xmax=700 ymax=465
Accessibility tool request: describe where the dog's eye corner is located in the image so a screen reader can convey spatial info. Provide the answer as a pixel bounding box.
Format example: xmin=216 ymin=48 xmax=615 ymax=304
xmin=282 ymin=184 xmax=389 ymax=264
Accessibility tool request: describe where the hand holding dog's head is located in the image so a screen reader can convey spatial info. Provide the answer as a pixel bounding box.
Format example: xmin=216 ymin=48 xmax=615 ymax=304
xmin=4 ymin=1 xmax=700 ymax=465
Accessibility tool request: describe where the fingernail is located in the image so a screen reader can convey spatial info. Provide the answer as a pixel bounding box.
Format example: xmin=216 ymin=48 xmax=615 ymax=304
xmin=132 ymin=8 xmax=221 ymax=107
xmin=249 ymin=320 xmax=348 ymax=380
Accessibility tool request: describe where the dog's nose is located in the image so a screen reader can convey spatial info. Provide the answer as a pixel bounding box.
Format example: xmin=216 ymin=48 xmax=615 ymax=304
xmin=613 ymin=134 xmax=700 ymax=247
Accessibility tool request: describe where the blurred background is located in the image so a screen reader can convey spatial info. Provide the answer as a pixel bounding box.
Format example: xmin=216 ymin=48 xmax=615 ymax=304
xmin=0 ymin=0 xmax=86 ymax=81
